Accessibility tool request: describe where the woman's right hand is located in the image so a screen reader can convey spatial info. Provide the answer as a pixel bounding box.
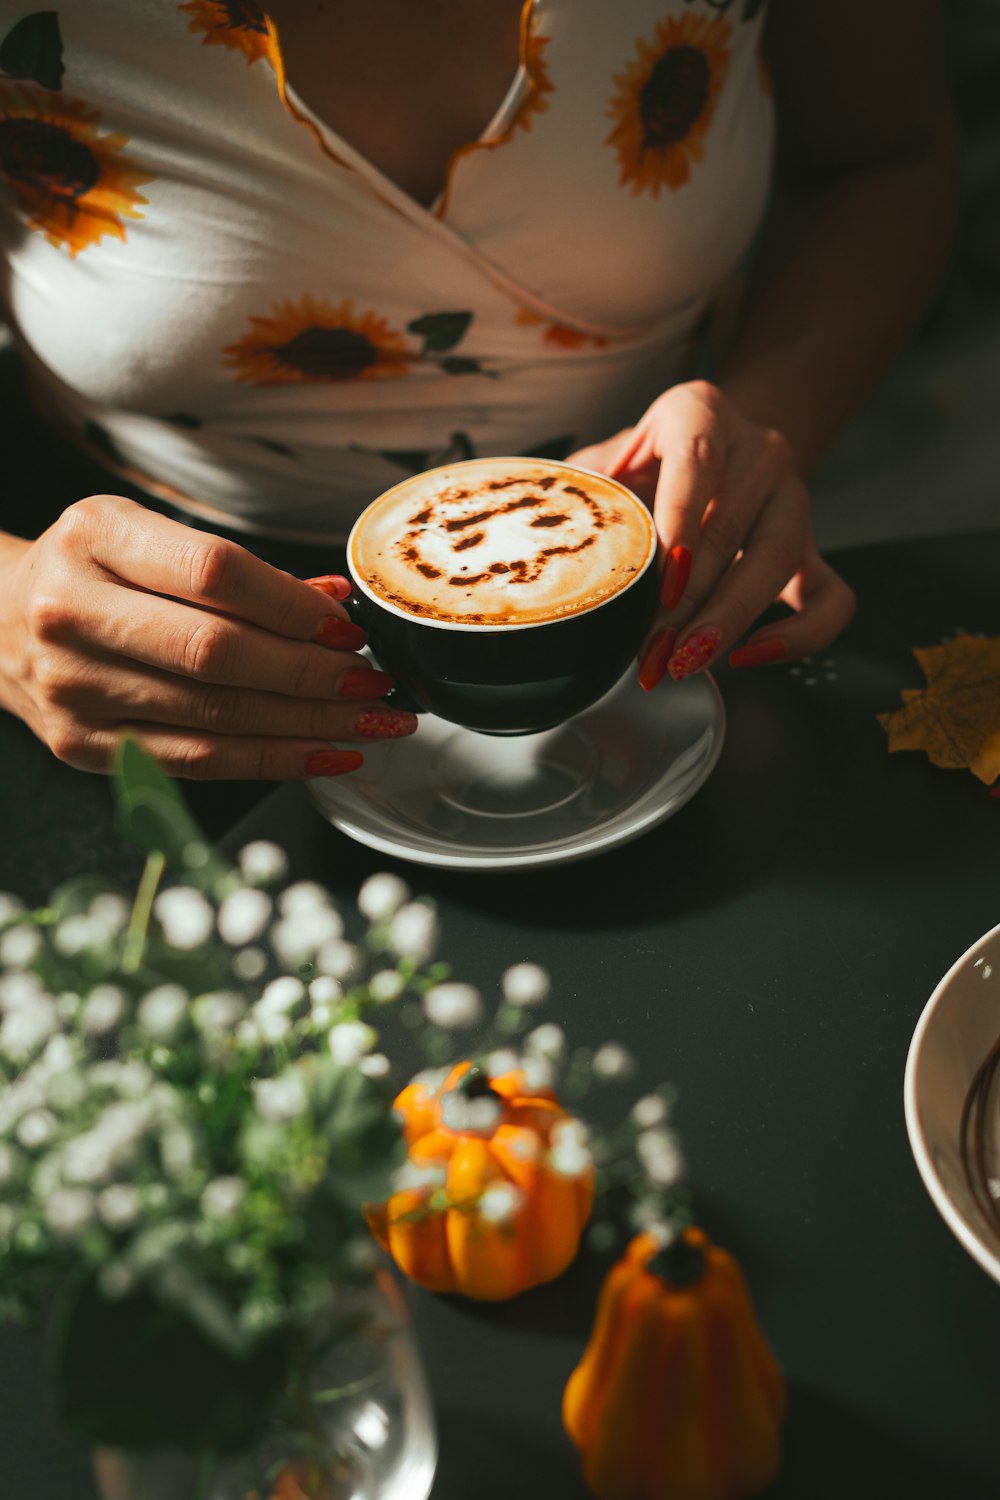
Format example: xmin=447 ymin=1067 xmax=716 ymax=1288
xmin=0 ymin=494 xmax=416 ymax=779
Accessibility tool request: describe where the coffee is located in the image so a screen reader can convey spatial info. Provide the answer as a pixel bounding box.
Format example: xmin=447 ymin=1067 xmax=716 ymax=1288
xmin=349 ymin=459 xmax=655 ymax=628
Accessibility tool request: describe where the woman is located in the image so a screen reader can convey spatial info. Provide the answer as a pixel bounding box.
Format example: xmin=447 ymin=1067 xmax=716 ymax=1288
xmin=0 ymin=0 xmax=955 ymax=780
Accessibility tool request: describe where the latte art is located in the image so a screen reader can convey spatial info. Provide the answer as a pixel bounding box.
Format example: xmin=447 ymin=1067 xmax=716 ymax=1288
xmin=350 ymin=459 xmax=655 ymax=627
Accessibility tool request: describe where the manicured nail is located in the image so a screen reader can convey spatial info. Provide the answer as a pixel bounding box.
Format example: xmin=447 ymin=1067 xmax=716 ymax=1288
xmin=660 ymin=545 xmax=692 ymax=611
xmin=339 ymin=667 xmax=394 ymax=700
xmin=306 ymin=574 xmax=353 ymax=601
xmin=668 ymin=625 xmax=721 ymax=681
xmin=304 ymin=749 xmax=364 ymax=777
xmin=352 ymin=709 xmax=418 ymax=739
xmin=638 ymin=627 xmax=677 ymax=692
xmin=728 ymin=638 xmax=788 ymax=669
xmin=315 ymin=616 xmax=367 ymax=650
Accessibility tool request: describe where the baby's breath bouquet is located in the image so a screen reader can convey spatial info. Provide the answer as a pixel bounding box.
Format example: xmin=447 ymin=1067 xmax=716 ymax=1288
xmin=0 ymin=740 xmax=689 ymax=1499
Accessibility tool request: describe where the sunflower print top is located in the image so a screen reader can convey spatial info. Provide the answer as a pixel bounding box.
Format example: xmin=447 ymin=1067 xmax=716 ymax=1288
xmin=0 ymin=1 xmax=773 ymax=542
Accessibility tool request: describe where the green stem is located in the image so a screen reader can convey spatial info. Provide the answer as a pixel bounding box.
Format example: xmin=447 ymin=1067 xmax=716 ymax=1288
xmin=193 ymin=1449 xmax=217 ymax=1500
xmin=121 ymin=850 xmax=166 ymax=974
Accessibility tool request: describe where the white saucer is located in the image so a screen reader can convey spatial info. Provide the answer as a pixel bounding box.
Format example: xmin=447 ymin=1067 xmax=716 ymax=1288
xmin=308 ymin=669 xmax=725 ymax=870
xmin=905 ymin=919 xmax=1000 ymax=1286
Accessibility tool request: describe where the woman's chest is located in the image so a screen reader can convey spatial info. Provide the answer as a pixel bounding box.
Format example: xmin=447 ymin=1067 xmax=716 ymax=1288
xmin=263 ymin=0 xmax=526 ymax=207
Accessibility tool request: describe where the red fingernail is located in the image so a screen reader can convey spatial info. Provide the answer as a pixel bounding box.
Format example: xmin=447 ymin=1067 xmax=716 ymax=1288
xmin=304 ymin=749 xmax=364 ymax=777
xmin=306 ymin=574 xmax=353 ymax=601
xmin=638 ymin=627 xmax=677 ymax=693
xmin=728 ymin=638 xmax=788 ymax=669
xmin=668 ymin=625 xmax=721 ymax=681
xmin=659 ymin=545 xmax=692 ymax=611
xmin=339 ymin=667 xmax=394 ymax=700
xmin=352 ymin=709 xmax=418 ymax=739
xmin=315 ymin=616 xmax=367 ymax=650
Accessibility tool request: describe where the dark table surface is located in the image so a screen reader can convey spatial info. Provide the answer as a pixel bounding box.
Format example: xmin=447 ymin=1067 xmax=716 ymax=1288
xmin=1 ymin=530 xmax=999 ymax=1498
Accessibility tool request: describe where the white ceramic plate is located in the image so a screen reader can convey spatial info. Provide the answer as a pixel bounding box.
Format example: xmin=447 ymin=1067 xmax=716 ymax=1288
xmin=904 ymin=919 xmax=1000 ymax=1285
xmin=308 ymin=669 xmax=725 ymax=871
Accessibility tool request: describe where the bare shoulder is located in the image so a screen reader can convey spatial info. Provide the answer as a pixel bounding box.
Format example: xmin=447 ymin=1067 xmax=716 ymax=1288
xmin=764 ymin=0 xmax=955 ymax=175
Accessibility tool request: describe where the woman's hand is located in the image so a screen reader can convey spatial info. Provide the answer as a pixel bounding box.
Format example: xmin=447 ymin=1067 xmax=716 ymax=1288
xmin=0 ymin=495 xmax=416 ymax=778
xmin=569 ymin=382 xmax=856 ymax=689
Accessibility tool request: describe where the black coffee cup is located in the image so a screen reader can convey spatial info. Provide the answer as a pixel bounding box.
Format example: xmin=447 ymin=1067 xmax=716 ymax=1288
xmin=345 ymin=459 xmax=659 ymax=737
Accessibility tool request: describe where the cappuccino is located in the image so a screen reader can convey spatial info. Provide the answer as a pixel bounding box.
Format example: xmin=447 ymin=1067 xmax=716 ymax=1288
xmin=349 ymin=458 xmax=655 ymax=628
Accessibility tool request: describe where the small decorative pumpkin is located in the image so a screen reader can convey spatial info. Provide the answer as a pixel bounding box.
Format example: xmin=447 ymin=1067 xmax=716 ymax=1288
xmin=563 ymin=1227 xmax=785 ymax=1500
xmin=365 ymin=1060 xmax=594 ymax=1300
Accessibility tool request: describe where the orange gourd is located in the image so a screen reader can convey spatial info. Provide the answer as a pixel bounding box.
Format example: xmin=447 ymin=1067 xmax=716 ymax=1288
xmin=563 ymin=1227 xmax=785 ymax=1500
xmin=365 ymin=1061 xmax=594 ymax=1300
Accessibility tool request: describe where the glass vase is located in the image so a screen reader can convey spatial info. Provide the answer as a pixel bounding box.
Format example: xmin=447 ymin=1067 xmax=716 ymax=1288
xmin=92 ymin=1271 xmax=437 ymax=1500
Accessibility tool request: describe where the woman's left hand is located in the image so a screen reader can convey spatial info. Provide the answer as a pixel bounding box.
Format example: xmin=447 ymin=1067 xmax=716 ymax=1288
xmin=569 ymin=381 xmax=856 ymax=689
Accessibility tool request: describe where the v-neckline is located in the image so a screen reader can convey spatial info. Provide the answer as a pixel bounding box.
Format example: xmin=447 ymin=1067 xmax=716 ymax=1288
xmin=265 ymin=1 xmax=535 ymax=226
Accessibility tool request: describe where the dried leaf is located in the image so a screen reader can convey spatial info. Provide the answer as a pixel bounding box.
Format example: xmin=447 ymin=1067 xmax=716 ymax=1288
xmin=877 ymin=634 xmax=1000 ymax=784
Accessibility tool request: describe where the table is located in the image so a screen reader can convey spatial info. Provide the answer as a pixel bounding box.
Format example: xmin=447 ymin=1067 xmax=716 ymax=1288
xmin=1 ymin=532 xmax=998 ymax=1498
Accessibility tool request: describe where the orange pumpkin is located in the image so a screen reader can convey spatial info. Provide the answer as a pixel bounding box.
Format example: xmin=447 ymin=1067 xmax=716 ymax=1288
xmin=365 ymin=1061 xmax=594 ymax=1300
xmin=563 ymin=1227 xmax=785 ymax=1500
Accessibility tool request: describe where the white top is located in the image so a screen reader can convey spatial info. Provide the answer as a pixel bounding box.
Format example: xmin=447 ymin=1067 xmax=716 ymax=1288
xmin=0 ymin=1 xmax=774 ymax=541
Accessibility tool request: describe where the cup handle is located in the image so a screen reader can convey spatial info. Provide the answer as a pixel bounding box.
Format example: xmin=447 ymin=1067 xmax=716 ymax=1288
xmin=342 ymin=587 xmax=424 ymax=715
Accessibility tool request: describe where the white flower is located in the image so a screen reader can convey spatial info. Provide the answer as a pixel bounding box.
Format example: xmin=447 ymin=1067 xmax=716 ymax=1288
xmin=254 ymin=1072 xmax=308 ymax=1123
xmin=519 ymin=1055 xmax=555 ymax=1093
xmin=16 ymin=1109 xmax=58 ymax=1149
xmin=258 ymin=976 xmax=306 ymax=1015
xmin=53 ymin=915 xmax=98 ymax=956
xmin=0 ymin=971 xmax=45 ymax=1011
xmin=486 ymin=1048 xmax=520 ymax=1078
xmin=0 ymin=924 xmax=41 ymax=968
xmin=393 ymin=1159 xmax=448 ymax=1193
xmin=629 ymin=1198 xmax=675 ymax=1241
xmin=153 ymin=887 xmax=214 ymax=950
xmin=502 ymin=1127 xmax=541 ymax=1163
xmin=42 ymin=1035 xmax=75 ymax=1073
xmin=238 ymin=841 xmax=288 ymax=886
xmin=192 ymin=990 xmax=245 ymax=1034
xmin=368 ymin=969 xmax=405 ymax=1004
xmin=358 ymin=873 xmax=409 ymax=923
xmin=478 ymin=1183 xmax=524 ymax=1224
xmin=82 ymin=984 xmax=126 ymax=1035
xmin=631 ymin=1093 xmax=669 ymax=1129
xmin=279 ymin=881 xmax=337 ymax=918
xmin=315 ymin=939 xmax=360 ymax=981
xmin=44 ymin=1188 xmax=95 ymax=1238
xmin=47 ymin=1067 xmax=87 ymax=1113
xmin=388 ymin=902 xmax=438 ymax=964
xmin=359 ymin=1052 xmax=390 ymax=1079
xmin=0 ymin=996 xmax=58 ymax=1062
xmin=423 ymin=983 xmax=482 ymax=1029
xmin=98 ymin=1183 xmax=141 ymax=1230
xmin=329 ymin=1021 xmax=377 ymax=1065
xmin=636 ymin=1129 xmax=685 ymax=1187
xmin=88 ymin=893 xmax=129 ymax=938
xmin=137 ymin=984 xmax=189 ymax=1042
xmin=0 ymin=893 xmax=25 ymax=925
xmin=501 ymin=963 xmax=550 ymax=1008
xmin=232 ymin=947 xmax=267 ymax=982
xmin=548 ymin=1119 xmax=591 ymax=1179
xmin=309 ymin=975 xmax=342 ymax=1006
xmin=217 ymin=888 xmax=272 ymax=946
xmin=525 ymin=1023 xmax=566 ymax=1059
xmin=201 ymin=1176 xmax=246 ymax=1222
xmin=271 ymin=909 xmax=343 ymax=967
xmin=592 ymin=1042 xmax=636 ymax=1081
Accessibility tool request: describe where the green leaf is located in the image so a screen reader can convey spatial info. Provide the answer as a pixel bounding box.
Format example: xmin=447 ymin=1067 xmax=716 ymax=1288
xmin=112 ymin=736 xmax=232 ymax=893
xmin=50 ymin=1277 xmax=288 ymax=1452
xmin=406 ymin=310 xmax=473 ymax=353
xmin=313 ymin=1061 xmax=405 ymax=1209
xmin=0 ymin=11 xmax=64 ymax=90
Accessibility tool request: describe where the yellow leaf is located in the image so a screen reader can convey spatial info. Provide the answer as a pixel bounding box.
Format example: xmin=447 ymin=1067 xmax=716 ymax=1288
xmin=877 ymin=634 xmax=1000 ymax=785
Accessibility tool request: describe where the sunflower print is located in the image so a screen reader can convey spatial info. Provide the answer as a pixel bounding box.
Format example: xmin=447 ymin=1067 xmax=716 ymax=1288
xmin=179 ymin=0 xmax=278 ymax=66
xmin=605 ymin=14 xmax=731 ymax=196
xmin=512 ymin=24 xmax=554 ymax=135
xmin=224 ymin=296 xmax=413 ymax=384
xmin=0 ymin=86 xmax=152 ymax=256
xmin=515 ymin=306 xmax=607 ymax=350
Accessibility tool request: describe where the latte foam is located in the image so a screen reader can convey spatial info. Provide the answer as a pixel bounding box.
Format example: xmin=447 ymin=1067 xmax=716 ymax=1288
xmin=349 ymin=459 xmax=655 ymax=627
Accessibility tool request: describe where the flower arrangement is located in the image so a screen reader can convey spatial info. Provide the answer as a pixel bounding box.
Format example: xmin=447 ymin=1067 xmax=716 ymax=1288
xmin=0 ymin=738 xmax=695 ymax=1498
